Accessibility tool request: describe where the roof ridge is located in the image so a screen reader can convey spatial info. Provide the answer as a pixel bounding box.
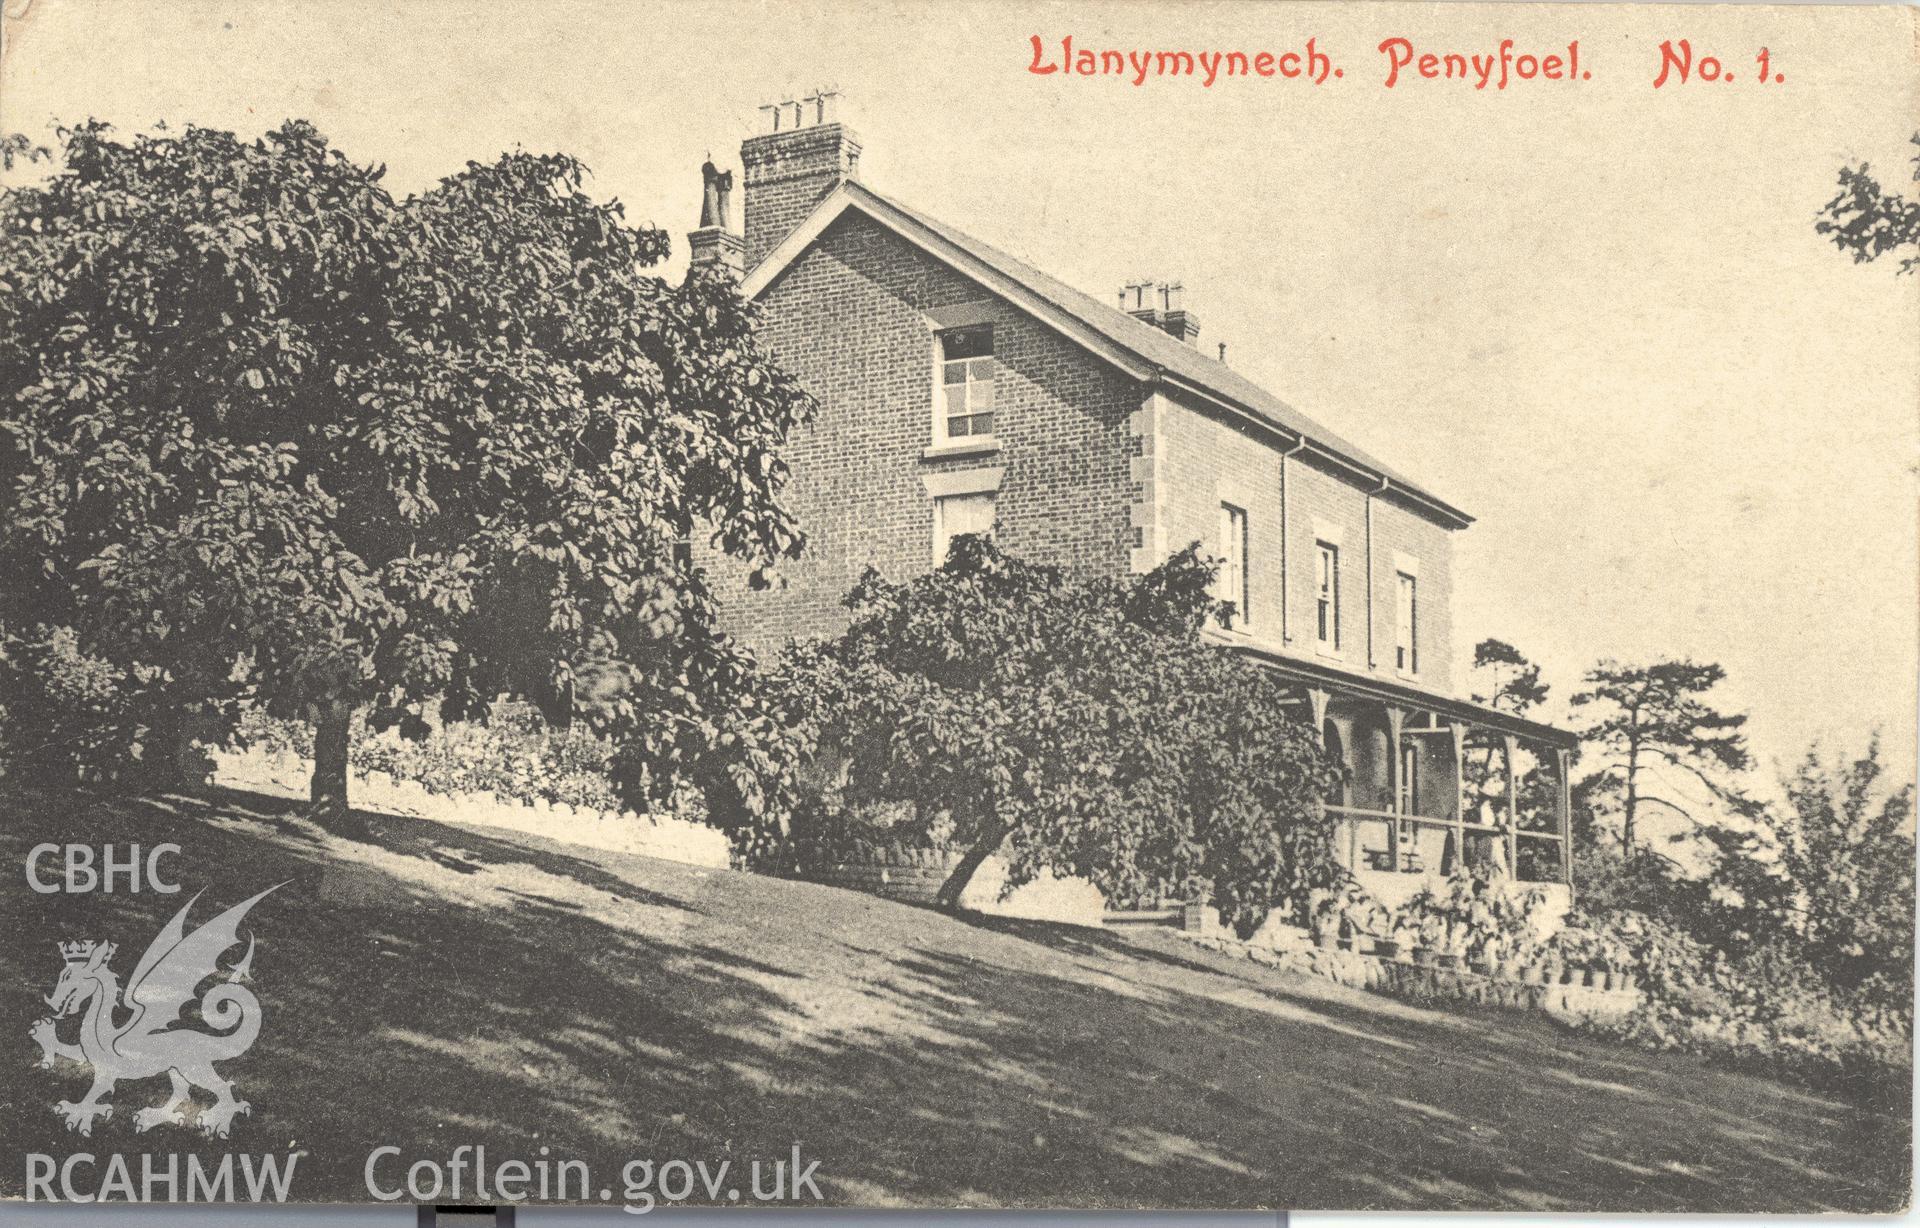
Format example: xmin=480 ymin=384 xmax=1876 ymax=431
xmin=758 ymin=179 xmax=1472 ymax=527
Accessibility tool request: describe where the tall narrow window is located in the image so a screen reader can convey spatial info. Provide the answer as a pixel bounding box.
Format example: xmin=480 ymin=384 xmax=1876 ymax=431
xmin=1315 ymin=541 xmax=1340 ymax=649
xmin=1399 ymin=744 xmax=1421 ymax=815
xmin=933 ymin=492 xmax=996 ymax=564
xmin=938 ymin=326 xmax=995 ymax=442
xmin=1216 ymin=503 xmax=1248 ymax=629
xmin=1395 ymin=572 xmax=1418 ymax=674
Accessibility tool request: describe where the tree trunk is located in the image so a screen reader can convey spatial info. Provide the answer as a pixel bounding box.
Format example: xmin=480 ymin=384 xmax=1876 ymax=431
xmin=934 ymin=824 xmax=1006 ymax=912
xmin=1622 ymin=742 xmax=1639 ymax=861
xmin=309 ymin=700 xmax=361 ymax=835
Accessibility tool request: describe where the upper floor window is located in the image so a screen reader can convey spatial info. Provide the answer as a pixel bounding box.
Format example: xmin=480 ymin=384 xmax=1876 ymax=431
xmin=938 ymin=326 xmax=995 ymax=442
xmin=1216 ymin=503 xmax=1248 ymax=630
xmin=1395 ymin=571 xmax=1418 ymax=674
xmin=1315 ymin=541 xmax=1340 ymax=649
xmin=933 ymin=491 xmax=996 ymax=564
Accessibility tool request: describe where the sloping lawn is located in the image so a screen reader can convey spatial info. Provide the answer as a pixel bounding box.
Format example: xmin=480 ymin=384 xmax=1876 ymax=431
xmin=0 ymin=783 xmax=1908 ymax=1211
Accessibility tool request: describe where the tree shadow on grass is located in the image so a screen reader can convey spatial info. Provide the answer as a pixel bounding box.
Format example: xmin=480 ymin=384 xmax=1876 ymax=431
xmin=0 ymin=782 xmax=1907 ymax=1213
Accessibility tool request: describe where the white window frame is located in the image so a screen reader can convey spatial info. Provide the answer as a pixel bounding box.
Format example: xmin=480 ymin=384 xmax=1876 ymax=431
xmin=932 ymin=492 xmax=996 ymax=564
xmin=1216 ymin=503 xmax=1249 ymax=630
xmin=934 ymin=325 xmax=996 ymax=446
xmin=1314 ymin=540 xmax=1340 ymax=653
xmin=923 ymin=467 xmax=1005 ymax=565
xmin=1395 ymin=570 xmax=1419 ymax=676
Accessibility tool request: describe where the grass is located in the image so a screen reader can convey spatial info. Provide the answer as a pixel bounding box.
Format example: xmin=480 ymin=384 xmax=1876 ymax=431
xmin=0 ymin=782 xmax=1908 ymax=1212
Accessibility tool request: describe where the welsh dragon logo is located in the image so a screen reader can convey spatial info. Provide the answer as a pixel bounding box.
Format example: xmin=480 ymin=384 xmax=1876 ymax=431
xmin=30 ymin=883 xmax=285 ymax=1138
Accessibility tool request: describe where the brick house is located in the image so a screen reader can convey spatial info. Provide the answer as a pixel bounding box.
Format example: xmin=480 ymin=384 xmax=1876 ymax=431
xmin=690 ymin=101 xmax=1576 ymax=909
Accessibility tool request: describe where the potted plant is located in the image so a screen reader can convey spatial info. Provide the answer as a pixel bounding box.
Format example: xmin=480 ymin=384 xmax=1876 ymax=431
xmin=1308 ymin=891 xmax=1343 ymax=951
xmin=1374 ymin=915 xmax=1413 ymax=960
xmin=1311 ymin=880 xmax=1383 ymax=952
xmin=1343 ymin=886 xmax=1389 ymax=954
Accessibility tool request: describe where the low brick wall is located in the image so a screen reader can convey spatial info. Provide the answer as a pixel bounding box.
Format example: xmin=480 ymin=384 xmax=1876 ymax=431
xmin=810 ymin=858 xmax=953 ymax=904
xmin=1183 ymin=931 xmax=1642 ymax=1026
xmin=211 ymin=748 xmax=731 ymax=869
xmin=806 ymin=850 xmax=1109 ymax=925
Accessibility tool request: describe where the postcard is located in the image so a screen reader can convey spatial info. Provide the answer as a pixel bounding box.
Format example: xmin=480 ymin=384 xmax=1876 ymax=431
xmin=1 ymin=0 xmax=1913 ymax=1215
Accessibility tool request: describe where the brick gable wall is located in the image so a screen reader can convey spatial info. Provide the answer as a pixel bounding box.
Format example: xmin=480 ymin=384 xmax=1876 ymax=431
xmin=701 ymin=211 xmax=1139 ymax=655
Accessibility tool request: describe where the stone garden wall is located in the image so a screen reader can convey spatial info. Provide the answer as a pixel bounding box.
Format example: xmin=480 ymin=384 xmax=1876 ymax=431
xmin=1181 ymin=926 xmax=1643 ymax=1026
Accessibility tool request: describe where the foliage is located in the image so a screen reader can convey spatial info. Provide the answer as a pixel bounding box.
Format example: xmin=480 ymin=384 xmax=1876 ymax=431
xmin=234 ymin=701 xmax=642 ymax=815
xmin=1693 ymin=741 xmax=1914 ymax=1024
xmin=1460 ymin=638 xmax=1554 ymax=820
xmin=740 ymin=537 xmax=1340 ymax=932
xmin=1467 ymin=638 xmax=1550 ymax=716
xmin=0 ymin=624 xmax=217 ymax=788
xmin=0 ymin=119 xmax=812 ymax=820
xmin=1560 ymin=907 xmax=1911 ymax=1109
xmin=1570 ymin=659 xmax=1752 ymax=857
xmin=1309 ymin=880 xmax=1387 ymax=944
xmin=1816 ymin=133 xmax=1920 ymax=273
xmin=1393 ymin=864 xmax=1554 ymax=964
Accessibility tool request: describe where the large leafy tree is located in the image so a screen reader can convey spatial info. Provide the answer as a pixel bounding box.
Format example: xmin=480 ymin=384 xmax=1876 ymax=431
xmin=1569 ymin=659 xmax=1752 ymax=859
xmin=0 ymin=120 xmax=811 ymax=823
xmin=1816 ymin=133 xmax=1920 ymax=272
xmin=753 ymin=538 xmax=1339 ymax=934
xmin=1698 ymin=740 xmax=1914 ymax=1019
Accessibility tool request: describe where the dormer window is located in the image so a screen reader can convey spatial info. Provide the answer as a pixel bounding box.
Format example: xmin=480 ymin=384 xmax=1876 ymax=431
xmin=939 ymin=325 xmax=995 ymax=441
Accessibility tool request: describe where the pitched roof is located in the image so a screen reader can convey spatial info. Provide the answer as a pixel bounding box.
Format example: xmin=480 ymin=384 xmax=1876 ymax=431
xmin=741 ymin=179 xmax=1472 ymax=528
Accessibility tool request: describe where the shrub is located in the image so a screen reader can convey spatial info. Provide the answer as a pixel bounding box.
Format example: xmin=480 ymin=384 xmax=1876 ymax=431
xmin=733 ymin=538 xmax=1341 ymax=927
xmin=234 ymin=702 xmax=633 ymax=815
xmin=1560 ymin=908 xmax=1912 ymax=1110
xmin=0 ymin=625 xmax=221 ymax=789
xmin=1391 ymin=865 xmax=1555 ymax=965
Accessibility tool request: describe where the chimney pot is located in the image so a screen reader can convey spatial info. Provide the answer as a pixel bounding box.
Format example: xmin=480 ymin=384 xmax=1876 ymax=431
xmin=739 ymin=98 xmax=863 ymax=268
xmin=688 ymin=157 xmax=744 ymax=278
xmin=1120 ymin=279 xmax=1200 ymax=346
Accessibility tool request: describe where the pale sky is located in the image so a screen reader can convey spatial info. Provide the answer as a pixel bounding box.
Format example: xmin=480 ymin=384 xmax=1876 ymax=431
xmin=5 ymin=0 xmax=1917 ymax=793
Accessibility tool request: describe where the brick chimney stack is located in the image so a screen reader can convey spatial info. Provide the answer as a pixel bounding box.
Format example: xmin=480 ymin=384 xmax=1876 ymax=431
xmin=1118 ymin=280 xmax=1200 ymax=346
xmin=741 ymin=90 xmax=861 ymax=269
xmin=688 ymin=156 xmax=745 ymax=278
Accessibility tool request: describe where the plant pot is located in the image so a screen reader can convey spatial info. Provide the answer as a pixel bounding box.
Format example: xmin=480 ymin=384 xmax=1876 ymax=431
xmin=1410 ymin=946 xmax=1435 ymax=968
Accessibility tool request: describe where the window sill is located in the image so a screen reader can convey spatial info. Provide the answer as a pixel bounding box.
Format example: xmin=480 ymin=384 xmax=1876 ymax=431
xmin=1314 ymin=644 xmax=1344 ymax=661
xmin=922 ymin=437 xmax=1002 ymax=462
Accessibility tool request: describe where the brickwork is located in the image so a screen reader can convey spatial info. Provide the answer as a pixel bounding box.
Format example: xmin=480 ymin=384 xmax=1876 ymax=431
xmin=704 ymin=211 xmax=1139 ymax=655
xmin=740 ymin=123 xmax=861 ymax=269
xmin=717 ymin=126 xmax=1464 ymax=691
xmin=1148 ymin=391 xmax=1458 ymax=695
